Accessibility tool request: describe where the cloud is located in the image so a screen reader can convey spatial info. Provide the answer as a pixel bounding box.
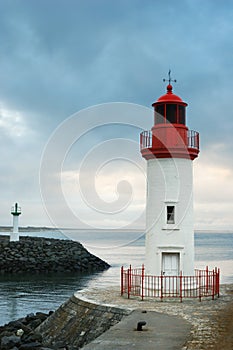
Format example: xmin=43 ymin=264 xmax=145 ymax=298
xmin=194 ymin=145 xmax=233 ymax=230
xmin=0 ymin=104 xmax=33 ymax=138
xmin=0 ymin=0 xmax=232 ymax=230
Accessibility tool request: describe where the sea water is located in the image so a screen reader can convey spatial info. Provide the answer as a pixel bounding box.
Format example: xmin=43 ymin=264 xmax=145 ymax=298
xmin=0 ymin=230 xmax=232 ymax=325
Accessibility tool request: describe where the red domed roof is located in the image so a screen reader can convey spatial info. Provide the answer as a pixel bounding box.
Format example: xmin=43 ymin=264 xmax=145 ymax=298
xmin=153 ymin=84 xmax=187 ymax=106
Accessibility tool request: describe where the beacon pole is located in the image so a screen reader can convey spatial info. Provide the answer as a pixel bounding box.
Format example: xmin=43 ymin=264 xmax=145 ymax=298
xmin=10 ymin=203 xmax=21 ymax=242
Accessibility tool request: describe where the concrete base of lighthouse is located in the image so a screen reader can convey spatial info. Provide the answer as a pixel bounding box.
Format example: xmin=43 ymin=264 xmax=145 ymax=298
xmin=10 ymin=231 xmax=20 ymax=242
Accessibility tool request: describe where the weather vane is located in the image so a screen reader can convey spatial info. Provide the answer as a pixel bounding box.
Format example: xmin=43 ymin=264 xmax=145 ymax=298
xmin=163 ymin=69 xmax=177 ymax=85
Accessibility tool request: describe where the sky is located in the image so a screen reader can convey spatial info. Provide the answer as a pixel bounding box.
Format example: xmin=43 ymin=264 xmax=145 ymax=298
xmin=0 ymin=0 xmax=233 ymax=231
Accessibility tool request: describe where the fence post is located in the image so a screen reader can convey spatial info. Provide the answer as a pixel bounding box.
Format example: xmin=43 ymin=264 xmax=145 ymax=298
xmin=214 ymin=268 xmax=217 ymax=297
xmin=121 ymin=266 xmax=124 ymax=296
xmin=180 ymin=271 xmax=182 ymax=303
xmin=160 ymin=274 xmax=163 ymax=302
xmin=214 ymin=267 xmax=218 ymax=296
xmin=141 ymin=264 xmax=144 ymax=301
xmin=129 ymin=264 xmax=132 ymax=293
xmin=206 ymin=266 xmax=209 ymax=293
xmin=212 ymin=269 xmax=215 ymax=300
xmin=217 ymin=268 xmax=220 ymax=298
xmin=214 ymin=267 xmax=219 ymax=297
xmin=127 ymin=268 xmax=130 ymax=299
xmin=199 ymin=270 xmax=201 ymax=302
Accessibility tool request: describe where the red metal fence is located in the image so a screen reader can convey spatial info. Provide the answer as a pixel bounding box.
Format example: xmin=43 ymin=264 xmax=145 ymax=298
xmin=121 ymin=265 xmax=220 ymax=302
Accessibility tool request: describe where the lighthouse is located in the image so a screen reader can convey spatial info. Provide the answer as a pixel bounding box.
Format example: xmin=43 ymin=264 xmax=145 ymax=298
xmin=10 ymin=202 xmax=21 ymax=242
xmin=140 ymin=72 xmax=199 ymax=277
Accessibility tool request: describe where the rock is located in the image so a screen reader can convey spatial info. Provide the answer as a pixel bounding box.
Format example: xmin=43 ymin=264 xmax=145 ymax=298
xmin=0 ymin=330 xmax=13 ymax=337
xmin=16 ymin=328 xmax=24 ymax=336
xmin=19 ymin=342 xmax=41 ymax=349
xmin=0 ymin=311 xmax=52 ymax=350
xmin=8 ymin=320 xmax=23 ymax=328
xmin=0 ymin=236 xmax=109 ymax=274
xmin=29 ymin=319 xmax=42 ymax=329
xmin=26 ymin=313 xmax=35 ymax=319
xmin=17 ymin=323 xmax=32 ymax=334
xmin=1 ymin=335 xmax=21 ymax=349
xmin=22 ymin=331 xmax=42 ymax=343
xmin=51 ymin=340 xmax=68 ymax=348
xmin=35 ymin=312 xmax=48 ymax=322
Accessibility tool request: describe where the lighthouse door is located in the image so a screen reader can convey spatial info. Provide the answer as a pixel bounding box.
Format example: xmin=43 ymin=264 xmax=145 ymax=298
xmin=162 ymin=253 xmax=179 ymax=276
xmin=162 ymin=253 xmax=180 ymax=294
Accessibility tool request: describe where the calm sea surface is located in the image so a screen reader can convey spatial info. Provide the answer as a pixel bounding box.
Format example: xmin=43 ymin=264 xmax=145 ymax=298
xmin=0 ymin=230 xmax=232 ymax=325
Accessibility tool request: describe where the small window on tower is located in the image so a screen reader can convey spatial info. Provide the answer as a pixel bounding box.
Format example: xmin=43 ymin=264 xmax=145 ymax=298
xmin=155 ymin=104 xmax=165 ymax=124
xmin=178 ymin=105 xmax=186 ymax=124
xmin=166 ymin=104 xmax=177 ymax=124
xmin=167 ymin=206 xmax=175 ymax=224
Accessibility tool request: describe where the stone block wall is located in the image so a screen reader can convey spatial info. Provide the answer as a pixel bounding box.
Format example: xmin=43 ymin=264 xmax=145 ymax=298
xmin=37 ymin=295 xmax=130 ymax=349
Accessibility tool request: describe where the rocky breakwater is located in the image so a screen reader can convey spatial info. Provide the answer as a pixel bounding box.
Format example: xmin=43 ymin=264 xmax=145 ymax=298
xmin=0 ymin=296 xmax=130 ymax=350
xmin=0 ymin=236 xmax=110 ymax=274
xmin=0 ymin=311 xmax=54 ymax=350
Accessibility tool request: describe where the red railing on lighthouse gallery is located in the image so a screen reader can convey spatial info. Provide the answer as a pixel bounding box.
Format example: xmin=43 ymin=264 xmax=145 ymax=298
xmin=121 ymin=265 xmax=220 ymax=302
xmin=140 ymin=129 xmax=199 ymax=151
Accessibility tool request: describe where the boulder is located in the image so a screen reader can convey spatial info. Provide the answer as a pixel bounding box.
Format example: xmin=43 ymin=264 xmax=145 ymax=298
xmin=1 ymin=335 xmax=21 ymax=349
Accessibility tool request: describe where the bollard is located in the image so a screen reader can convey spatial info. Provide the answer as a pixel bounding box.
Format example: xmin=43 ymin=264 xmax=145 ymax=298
xmin=137 ymin=321 xmax=147 ymax=331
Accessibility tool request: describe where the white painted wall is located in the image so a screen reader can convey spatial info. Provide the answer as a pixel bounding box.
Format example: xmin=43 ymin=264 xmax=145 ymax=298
xmin=10 ymin=215 xmax=19 ymax=242
xmin=145 ymin=157 xmax=195 ymax=276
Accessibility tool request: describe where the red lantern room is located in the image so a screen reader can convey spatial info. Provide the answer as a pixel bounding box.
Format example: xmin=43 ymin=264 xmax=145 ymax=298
xmin=140 ymin=74 xmax=199 ymax=161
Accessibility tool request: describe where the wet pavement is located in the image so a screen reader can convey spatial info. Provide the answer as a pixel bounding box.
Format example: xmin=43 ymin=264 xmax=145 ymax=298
xmin=82 ymin=309 xmax=191 ymax=350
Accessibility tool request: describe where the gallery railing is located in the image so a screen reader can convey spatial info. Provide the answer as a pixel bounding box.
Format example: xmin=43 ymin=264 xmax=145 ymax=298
xmin=140 ymin=129 xmax=199 ymax=151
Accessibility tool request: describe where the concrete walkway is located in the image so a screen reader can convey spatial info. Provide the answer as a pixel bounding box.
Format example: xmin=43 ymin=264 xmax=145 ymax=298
xmin=82 ymin=309 xmax=191 ymax=350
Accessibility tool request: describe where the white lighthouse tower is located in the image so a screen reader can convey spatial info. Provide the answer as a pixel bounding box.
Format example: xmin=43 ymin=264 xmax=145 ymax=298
xmin=140 ymin=73 xmax=199 ymax=277
xmin=10 ymin=202 xmax=21 ymax=242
